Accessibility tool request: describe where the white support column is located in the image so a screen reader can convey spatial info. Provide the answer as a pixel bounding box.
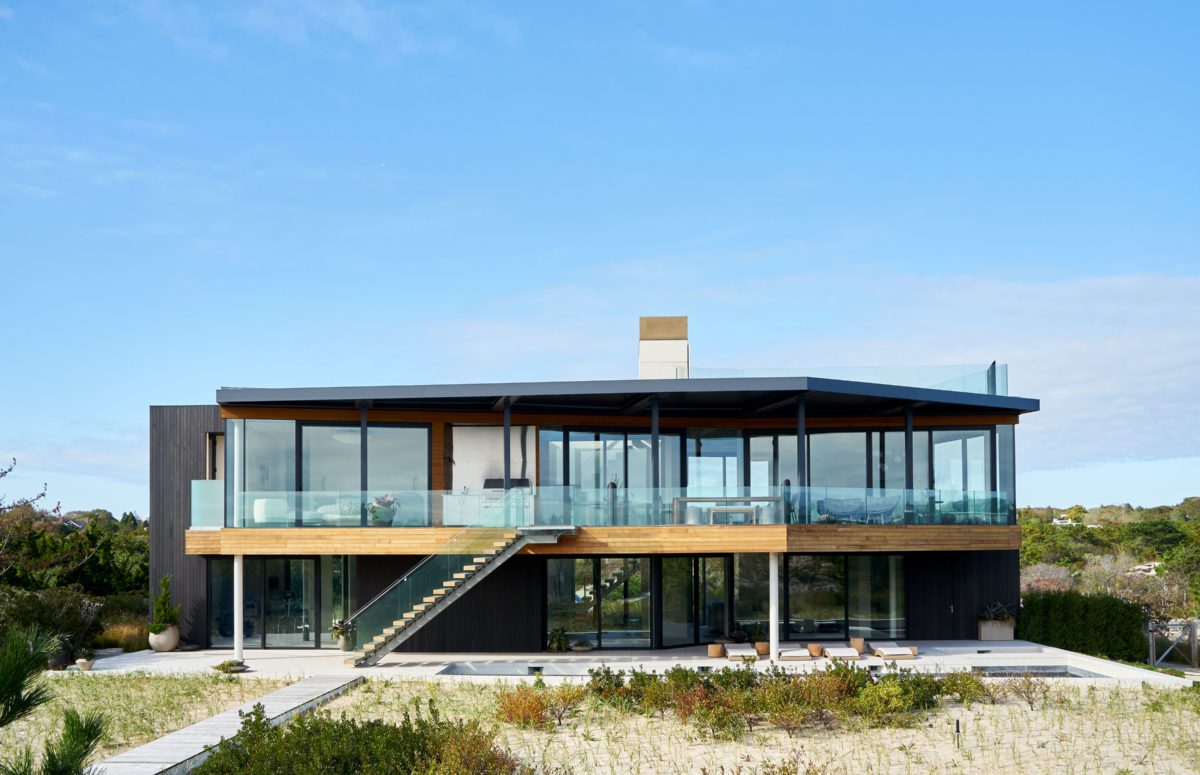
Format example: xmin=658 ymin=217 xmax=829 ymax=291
xmin=233 ymin=554 xmax=244 ymax=661
xmin=768 ymin=552 xmax=780 ymax=663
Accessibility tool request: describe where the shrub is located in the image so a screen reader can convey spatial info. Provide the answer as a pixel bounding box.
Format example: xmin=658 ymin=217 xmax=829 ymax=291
xmin=545 ymin=684 xmax=587 ymax=726
xmin=939 ymin=671 xmax=986 ymax=706
xmin=693 ymin=697 xmax=744 ymax=740
xmin=1018 ymin=590 xmax=1144 ymax=660
xmin=149 ymin=576 xmax=180 ymax=634
xmin=855 ymin=681 xmax=912 ymax=726
xmin=494 ymin=685 xmax=551 ymax=729
xmin=708 ymin=664 xmax=759 ymax=693
xmin=196 ymin=700 xmax=536 ymax=775
xmin=882 ymin=669 xmax=943 ymax=710
xmin=585 ymin=664 xmax=624 ymax=699
xmin=0 ymin=585 xmax=101 ymax=657
xmin=212 ymin=660 xmax=246 ymax=674
xmin=641 ymin=675 xmax=675 ymax=719
xmin=1004 ymin=673 xmax=1049 ymax=711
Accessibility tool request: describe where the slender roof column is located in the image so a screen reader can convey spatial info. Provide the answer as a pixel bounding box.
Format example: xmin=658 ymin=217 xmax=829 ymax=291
xmin=769 ymin=551 xmax=780 ymax=663
xmin=233 ymin=554 xmax=244 ymax=662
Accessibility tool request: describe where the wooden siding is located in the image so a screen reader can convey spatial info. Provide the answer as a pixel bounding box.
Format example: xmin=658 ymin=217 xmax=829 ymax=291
xmin=221 ymin=405 xmax=1019 ymax=429
xmin=150 ymin=405 xmax=223 ymax=647
xmin=187 ymin=524 xmax=1020 ymax=556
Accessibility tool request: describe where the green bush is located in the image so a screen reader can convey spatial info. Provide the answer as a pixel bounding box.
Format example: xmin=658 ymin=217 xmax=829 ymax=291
xmin=149 ymin=576 xmax=179 ymax=634
xmin=195 ymin=700 xmax=538 ymax=775
xmin=0 ymin=585 xmax=101 ymax=657
xmin=1017 ymin=590 xmax=1144 ymax=660
xmin=939 ymin=671 xmax=986 ymax=705
xmin=855 ymin=681 xmax=912 ymax=726
xmin=881 ymin=669 xmax=942 ymax=710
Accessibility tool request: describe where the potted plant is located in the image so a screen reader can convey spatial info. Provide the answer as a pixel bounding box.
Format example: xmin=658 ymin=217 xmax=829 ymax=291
xmin=75 ymin=646 xmax=95 ymax=672
xmin=729 ymin=626 xmax=749 ymax=644
xmin=368 ymin=494 xmax=397 ymax=527
xmin=547 ymin=627 xmax=569 ymax=653
xmin=750 ymin=625 xmax=770 ymax=656
xmin=978 ymin=600 xmax=1017 ymax=640
xmin=148 ymin=575 xmax=181 ymax=652
xmin=331 ymin=618 xmax=356 ymax=651
xmin=46 ymin=635 xmax=69 ymax=670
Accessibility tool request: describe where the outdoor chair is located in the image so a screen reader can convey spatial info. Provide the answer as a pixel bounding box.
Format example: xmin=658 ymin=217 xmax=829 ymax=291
xmin=869 ymin=641 xmax=918 ymax=659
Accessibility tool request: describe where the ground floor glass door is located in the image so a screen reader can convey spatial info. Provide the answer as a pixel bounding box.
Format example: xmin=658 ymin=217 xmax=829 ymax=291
xmin=264 ymin=558 xmax=317 ymax=648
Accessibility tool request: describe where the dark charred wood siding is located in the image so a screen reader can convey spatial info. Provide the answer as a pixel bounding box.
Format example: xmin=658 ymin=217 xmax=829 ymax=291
xmin=149 ymin=405 xmax=222 ymax=646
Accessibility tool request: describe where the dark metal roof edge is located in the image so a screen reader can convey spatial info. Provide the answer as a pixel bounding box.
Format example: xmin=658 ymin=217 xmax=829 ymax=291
xmin=216 ymin=376 xmax=1038 ymax=413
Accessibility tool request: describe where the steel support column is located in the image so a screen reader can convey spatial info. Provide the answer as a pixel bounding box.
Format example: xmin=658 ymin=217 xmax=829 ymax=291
xmin=233 ymin=554 xmax=244 ymax=662
xmin=502 ymin=398 xmax=511 ymax=490
xmin=768 ymin=551 xmax=780 ymax=663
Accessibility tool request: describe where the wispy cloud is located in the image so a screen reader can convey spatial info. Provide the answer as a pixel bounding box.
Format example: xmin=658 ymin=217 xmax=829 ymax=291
xmin=125 ymin=0 xmax=228 ymax=59
xmin=641 ymin=36 xmax=779 ymax=71
xmin=0 ymin=6 xmax=12 ymax=22
xmin=0 ymin=181 xmax=58 ymax=199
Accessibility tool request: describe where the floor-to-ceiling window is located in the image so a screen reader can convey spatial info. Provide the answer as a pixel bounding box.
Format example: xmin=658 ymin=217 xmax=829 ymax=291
xmin=733 ymin=553 xmax=769 ymax=637
xmin=661 ymin=557 xmax=695 ymax=647
xmin=546 ymin=558 xmax=597 ymax=649
xmin=687 ymin=430 xmax=743 ymax=493
xmin=367 ymin=425 xmax=431 ymax=525
xmin=208 ymin=557 xmax=328 ymax=649
xmin=600 ymin=557 xmax=649 ymax=648
xmin=787 ymin=555 xmax=846 ymax=640
xmin=847 ymin=555 xmax=905 ymax=639
xmin=228 ymin=419 xmax=296 ymax=526
xmin=698 ymin=556 xmax=729 ymax=640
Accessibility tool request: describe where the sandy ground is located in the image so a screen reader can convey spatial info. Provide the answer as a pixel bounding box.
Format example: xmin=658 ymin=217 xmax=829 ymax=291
xmin=322 ymin=678 xmax=1200 ymax=775
xmin=0 ymin=672 xmax=291 ymax=762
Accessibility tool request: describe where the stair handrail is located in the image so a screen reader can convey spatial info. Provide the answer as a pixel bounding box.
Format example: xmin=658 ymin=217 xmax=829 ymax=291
xmin=344 ymin=487 xmax=528 ymax=625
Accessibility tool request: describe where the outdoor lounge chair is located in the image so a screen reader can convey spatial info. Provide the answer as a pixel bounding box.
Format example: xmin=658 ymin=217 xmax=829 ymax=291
xmin=724 ymin=644 xmax=758 ymax=661
xmin=778 ymin=648 xmax=813 ymax=661
xmin=821 ymin=646 xmax=861 ymax=661
xmin=869 ymin=641 xmax=917 ymax=660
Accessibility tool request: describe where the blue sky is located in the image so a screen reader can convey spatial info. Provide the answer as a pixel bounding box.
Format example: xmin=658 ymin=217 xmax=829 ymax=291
xmin=1 ymin=1 xmax=1197 ymax=517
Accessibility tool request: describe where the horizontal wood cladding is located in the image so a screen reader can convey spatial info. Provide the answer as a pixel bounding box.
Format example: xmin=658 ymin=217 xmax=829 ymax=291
xmin=220 ymin=405 xmax=1019 ymax=429
xmin=186 ymin=524 xmax=1020 ymax=556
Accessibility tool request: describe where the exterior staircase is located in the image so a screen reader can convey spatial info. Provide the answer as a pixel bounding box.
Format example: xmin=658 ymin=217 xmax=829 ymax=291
xmin=346 ymin=524 xmax=573 ymax=667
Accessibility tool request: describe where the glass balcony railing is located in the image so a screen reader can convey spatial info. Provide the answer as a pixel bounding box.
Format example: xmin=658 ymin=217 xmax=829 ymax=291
xmin=190 ymin=480 xmax=225 ymax=528
xmin=191 ymin=483 xmax=1012 ymax=528
xmin=675 ymin=363 xmax=1009 ymax=396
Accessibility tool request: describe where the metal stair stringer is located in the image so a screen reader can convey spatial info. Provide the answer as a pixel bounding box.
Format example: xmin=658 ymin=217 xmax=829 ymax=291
xmin=350 ymin=525 xmax=574 ymax=667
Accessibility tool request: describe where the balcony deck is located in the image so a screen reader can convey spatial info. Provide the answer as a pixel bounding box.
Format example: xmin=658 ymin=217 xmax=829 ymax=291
xmin=185 ymin=523 xmax=1020 ymax=555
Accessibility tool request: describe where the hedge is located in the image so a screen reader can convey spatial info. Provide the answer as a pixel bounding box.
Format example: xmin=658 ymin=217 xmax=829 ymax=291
xmin=1016 ymin=590 xmax=1144 ymax=661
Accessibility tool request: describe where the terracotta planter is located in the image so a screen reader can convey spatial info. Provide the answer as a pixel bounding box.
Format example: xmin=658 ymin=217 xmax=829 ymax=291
xmin=149 ymin=624 xmax=180 ymax=652
xmin=806 ymin=643 xmax=823 ymax=657
xmin=849 ymin=637 xmax=865 ymax=654
xmin=75 ymin=659 xmax=95 ymax=672
xmin=754 ymin=641 xmax=770 ymax=656
xmin=978 ymin=618 xmax=1015 ymax=641
xmin=707 ymin=643 xmax=725 ymax=658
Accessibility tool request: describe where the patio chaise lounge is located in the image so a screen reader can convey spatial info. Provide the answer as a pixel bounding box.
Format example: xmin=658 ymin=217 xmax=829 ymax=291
xmin=778 ymin=648 xmax=813 ymax=661
xmin=821 ymin=645 xmax=861 ymax=661
xmin=869 ymin=641 xmax=918 ymax=660
xmin=724 ymin=644 xmax=758 ymax=661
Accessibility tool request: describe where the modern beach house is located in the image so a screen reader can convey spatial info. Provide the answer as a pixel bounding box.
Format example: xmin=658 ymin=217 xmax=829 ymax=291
xmin=150 ymin=317 xmax=1037 ymax=665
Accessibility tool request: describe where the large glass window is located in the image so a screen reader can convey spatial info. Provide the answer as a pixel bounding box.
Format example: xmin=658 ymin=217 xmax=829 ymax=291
xmin=809 ymin=432 xmax=867 ymax=489
xmin=600 ymin=558 xmax=649 ymax=648
xmin=661 ymin=557 xmax=694 ymax=647
xmin=698 ymin=556 xmax=728 ymax=641
xmin=368 ymin=426 xmax=430 ymax=526
xmin=932 ymin=430 xmax=991 ymax=494
xmin=871 ymin=431 xmax=907 ymax=490
xmin=301 ymin=425 xmax=361 ymax=493
xmin=687 ymin=430 xmax=743 ymax=493
xmin=733 ymin=553 xmax=769 ymax=637
xmin=787 ymin=555 xmax=846 ymax=640
xmin=546 ymin=558 xmax=596 ymax=648
xmin=997 ymin=424 xmax=1016 ymax=523
xmin=539 ymin=428 xmax=565 ymax=487
xmin=230 ymin=419 xmax=296 ymax=526
xmin=264 ymin=558 xmax=317 ymax=648
xmin=847 ymin=555 xmax=905 ymax=639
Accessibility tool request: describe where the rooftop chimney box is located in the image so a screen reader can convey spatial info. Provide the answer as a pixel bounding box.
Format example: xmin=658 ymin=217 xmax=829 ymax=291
xmin=638 ymin=316 xmax=689 ymax=379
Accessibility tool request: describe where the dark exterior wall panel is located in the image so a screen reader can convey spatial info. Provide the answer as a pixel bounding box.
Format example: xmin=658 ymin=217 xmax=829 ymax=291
xmin=905 ymin=550 xmax=1020 ymax=640
xmin=149 ymin=405 xmax=222 ymax=646
xmin=355 ymin=555 xmax=544 ymax=652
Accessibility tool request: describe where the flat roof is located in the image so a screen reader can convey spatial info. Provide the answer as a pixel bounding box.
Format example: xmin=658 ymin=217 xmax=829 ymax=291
xmin=216 ymin=376 xmax=1038 ymax=419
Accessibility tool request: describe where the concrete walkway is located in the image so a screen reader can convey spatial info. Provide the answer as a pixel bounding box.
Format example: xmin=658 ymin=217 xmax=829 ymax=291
xmin=93 ymin=674 xmax=362 ymax=775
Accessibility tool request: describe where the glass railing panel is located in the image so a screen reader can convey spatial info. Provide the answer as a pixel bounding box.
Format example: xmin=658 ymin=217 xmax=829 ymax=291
xmin=347 ymin=488 xmax=528 ymax=653
xmin=189 ymin=480 xmax=225 ymax=528
xmin=675 ymin=364 xmax=1009 ymax=395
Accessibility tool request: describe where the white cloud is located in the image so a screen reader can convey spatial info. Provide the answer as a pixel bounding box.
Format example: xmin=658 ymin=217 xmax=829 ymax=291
xmin=382 ymin=260 xmax=1199 ymax=491
xmin=0 ymin=6 xmax=12 ymax=21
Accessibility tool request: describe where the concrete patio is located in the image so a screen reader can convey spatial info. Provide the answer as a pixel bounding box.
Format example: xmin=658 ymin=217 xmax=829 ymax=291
xmin=79 ymin=640 xmax=1192 ymax=688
